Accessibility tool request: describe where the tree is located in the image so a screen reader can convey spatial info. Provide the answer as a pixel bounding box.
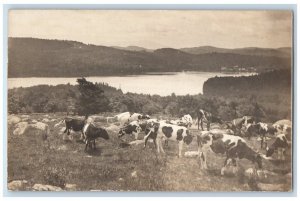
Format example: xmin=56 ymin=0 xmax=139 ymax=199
xmin=76 ymin=78 xmax=110 ymax=115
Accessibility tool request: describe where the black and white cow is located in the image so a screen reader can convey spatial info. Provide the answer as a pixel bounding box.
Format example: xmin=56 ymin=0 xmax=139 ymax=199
xmin=266 ymin=134 xmax=291 ymax=160
xmin=197 ymin=131 xmax=263 ymax=175
xmin=56 ymin=115 xmax=90 ymax=140
xmin=84 ymin=124 xmax=109 ymax=151
xmin=118 ymin=120 xmax=143 ymax=140
xmin=128 ymin=113 xmax=150 ymax=122
xmin=245 ymin=122 xmax=277 ymax=149
xmin=144 ymin=122 xmax=193 ymax=157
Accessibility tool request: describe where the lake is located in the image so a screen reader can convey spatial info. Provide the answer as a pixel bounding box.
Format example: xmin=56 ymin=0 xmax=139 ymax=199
xmin=8 ymin=72 xmax=256 ymax=96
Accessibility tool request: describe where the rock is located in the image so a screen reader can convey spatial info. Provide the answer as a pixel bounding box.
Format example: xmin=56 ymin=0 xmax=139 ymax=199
xmin=131 ymin=171 xmax=138 ymax=178
xmin=57 ymin=145 xmax=68 ymax=151
xmin=32 ymin=184 xmax=63 ymax=191
xmin=13 ymin=122 xmax=29 ymax=135
xmin=118 ymin=178 xmax=124 ymax=182
xmin=42 ymin=118 xmax=50 ymax=123
xmin=257 ymin=183 xmax=287 ymax=191
xmin=8 ymin=115 xmax=21 ymax=125
xmin=59 ymin=127 xmax=66 ymax=135
xmin=30 ymin=122 xmax=49 ymax=131
xmin=221 ymin=165 xmax=240 ymax=176
xmin=64 ymin=184 xmax=77 ymax=191
xmin=31 ymin=119 xmax=38 ymax=123
xmin=21 ymin=115 xmax=30 ymax=118
xmin=8 ymin=180 xmax=28 ymax=191
xmin=129 ymin=140 xmax=145 ymax=146
xmin=54 ymin=121 xmax=64 ymax=128
xmin=184 ymin=151 xmax=199 ymax=157
xmin=244 ymin=168 xmax=278 ymax=181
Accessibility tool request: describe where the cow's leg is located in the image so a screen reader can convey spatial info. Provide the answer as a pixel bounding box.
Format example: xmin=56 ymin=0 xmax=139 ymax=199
xmin=143 ymin=130 xmax=152 ymax=149
xmin=84 ymin=141 xmax=89 ymax=152
xmin=207 ymin=121 xmax=211 ymax=131
xmin=201 ymin=119 xmax=204 ymax=131
xmin=133 ymin=132 xmax=139 ymax=140
xmin=156 ymin=138 xmax=161 ymax=153
xmin=157 ymin=138 xmax=165 ymax=154
xmin=202 ymin=150 xmax=208 ymax=169
xmin=93 ymin=140 xmax=96 ymax=150
xmin=197 ymin=118 xmax=200 ymax=130
xmin=178 ymin=140 xmax=184 ymax=158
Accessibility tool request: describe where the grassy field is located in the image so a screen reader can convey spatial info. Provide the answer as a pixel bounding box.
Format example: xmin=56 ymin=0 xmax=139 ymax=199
xmin=7 ymin=113 xmax=292 ymax=191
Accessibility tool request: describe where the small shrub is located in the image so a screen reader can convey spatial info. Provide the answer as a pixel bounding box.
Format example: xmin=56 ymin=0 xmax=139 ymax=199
xmin=42 ymin=166 xmax=67 ymax=188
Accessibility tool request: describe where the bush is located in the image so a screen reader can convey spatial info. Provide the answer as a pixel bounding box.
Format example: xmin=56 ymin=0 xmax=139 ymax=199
xmin=42 ymin=166 xmax=67 ymax=188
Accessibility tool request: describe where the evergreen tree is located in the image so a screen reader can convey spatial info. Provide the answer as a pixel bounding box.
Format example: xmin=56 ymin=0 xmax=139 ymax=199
xmin=76 ymin=78 xmax=110 ymax=115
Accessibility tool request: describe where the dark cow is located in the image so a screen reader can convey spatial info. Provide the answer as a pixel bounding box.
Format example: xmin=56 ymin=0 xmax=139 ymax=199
xmin=197 ymin=131 xmax=262 ymax=174
xmin=84 ymin=124 xmax=109 ymax=151
xmin=118 ymin=120 xmax=142 ymax=140
xmin=144 ymin=122 xmax=193 ymax=157
xmin=59 ymin=115 xmax=89 ymax=140
xmin=266 ymin=134 xmax=290 ymax=160
xmin=197 ymin=109 xmax=223 ymax=131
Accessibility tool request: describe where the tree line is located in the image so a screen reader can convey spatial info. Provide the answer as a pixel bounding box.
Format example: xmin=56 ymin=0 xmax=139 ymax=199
xmin=8 ymin=70 xmax=292 ymax=122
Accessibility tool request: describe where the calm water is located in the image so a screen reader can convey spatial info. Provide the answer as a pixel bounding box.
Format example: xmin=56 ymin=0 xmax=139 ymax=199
xmin=8 ymin=72 xmax=256 ymax=96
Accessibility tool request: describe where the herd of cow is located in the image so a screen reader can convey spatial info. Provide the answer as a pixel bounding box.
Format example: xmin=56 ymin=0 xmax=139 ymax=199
xmin=56 ymin=110 xmax=292 ymax=174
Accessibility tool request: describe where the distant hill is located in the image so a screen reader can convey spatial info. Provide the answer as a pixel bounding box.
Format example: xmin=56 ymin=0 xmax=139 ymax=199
xmin=8 ymin=37 xmax=291 ymax=77
xmin=180 ymin=46 xmax=292 ymax=58
xmin=111 ymin=46 xmax=153 ymax=52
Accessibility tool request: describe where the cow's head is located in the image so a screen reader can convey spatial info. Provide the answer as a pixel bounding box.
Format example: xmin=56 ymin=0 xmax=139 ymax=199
xmin=99 ymin=128 xmax=110 ymax=140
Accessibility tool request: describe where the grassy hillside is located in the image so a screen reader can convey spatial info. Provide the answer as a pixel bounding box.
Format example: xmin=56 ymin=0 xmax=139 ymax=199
xmin=7 ymin=113 xmax=292 ymax=191
xmin=8 ymin=37 xmax=291 ymax=77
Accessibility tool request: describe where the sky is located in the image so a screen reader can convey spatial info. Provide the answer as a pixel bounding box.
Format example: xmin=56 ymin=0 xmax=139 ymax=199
xmin=8 ymin=10 xmax=292 ymax=49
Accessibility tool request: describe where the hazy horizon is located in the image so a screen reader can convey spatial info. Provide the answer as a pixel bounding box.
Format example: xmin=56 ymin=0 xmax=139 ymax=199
xmin=8 ymin=36 xmax=292 ymax=50
xmin=9 ymin=10 xmax=292 ymax=49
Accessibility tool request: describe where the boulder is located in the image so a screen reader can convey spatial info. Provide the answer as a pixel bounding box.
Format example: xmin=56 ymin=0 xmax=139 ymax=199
xmin=221 ymin=165 xmax=240 ymax=176
xmin=129 ymin=140 xmax=145 ymax=146
xmin=32 ymin=184 xmax=63 ymax=191
xmin=31 ymin=119 xmax=38 ymax=123
xmin=64 ymin=183 xmax=77 ymax=191
xmin=257 ymin=183 xmax=287 ymax=191
xmin=8 ymin=180 xmax=28 ymax=191
xmin=59 ymin=127 xmax=66 ymax=135
xmin=13 ymin=122 xmax=29 ymax=135
xmin=42 ymin=118 xmax=50 ymax=123
xmin=30 ymin=122 xmax=49 ymax=131
xmin=184 ymin=151 xmax=199 ymax=158
xmin=8 ymin=115 xmax=21 ymax=125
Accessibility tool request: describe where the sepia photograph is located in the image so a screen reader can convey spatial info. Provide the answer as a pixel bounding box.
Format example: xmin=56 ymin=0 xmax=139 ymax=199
xmin=6 ymin=9 xmax=293 ymax=192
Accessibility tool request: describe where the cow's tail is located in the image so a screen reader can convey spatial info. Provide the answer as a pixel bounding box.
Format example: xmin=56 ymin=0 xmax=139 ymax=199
xmin=54 ymin=119 xmax=65 ymax=128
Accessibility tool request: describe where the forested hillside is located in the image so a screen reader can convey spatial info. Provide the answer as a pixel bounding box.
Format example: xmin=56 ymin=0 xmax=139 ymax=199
xmin=8 ymin=38 xmax=291 ymax=77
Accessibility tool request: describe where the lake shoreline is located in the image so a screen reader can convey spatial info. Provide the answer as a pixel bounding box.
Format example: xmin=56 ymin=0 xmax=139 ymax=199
xmin=8 ymin=71 xmax=257 ymax=96
xmin=7 ymin=70 xmax=257 ymax=78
